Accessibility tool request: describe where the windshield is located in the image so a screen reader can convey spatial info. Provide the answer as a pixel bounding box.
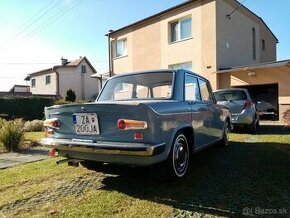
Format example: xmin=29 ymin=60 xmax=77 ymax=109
xmin=214 ymin=90 xmax=247 ymax=101
xmin=97 ymin=72 xmax=174 ymax=101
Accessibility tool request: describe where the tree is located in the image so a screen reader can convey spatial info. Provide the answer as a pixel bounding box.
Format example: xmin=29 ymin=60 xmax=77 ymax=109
xmin=65 ymin=89 xmax=76 ymax=102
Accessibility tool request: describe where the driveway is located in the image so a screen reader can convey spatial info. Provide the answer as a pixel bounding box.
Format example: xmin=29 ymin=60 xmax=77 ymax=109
xmin=0 ymin=147 xmax=50 ymax=169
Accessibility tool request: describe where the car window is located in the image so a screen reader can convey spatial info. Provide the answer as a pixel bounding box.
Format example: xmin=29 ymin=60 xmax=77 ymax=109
xmin=199 ymin=79 xmax=211 ymax=102
xmin=98 ymin=72 xmax=173 ymax=101
xmin=185 ymin=74 xmax=201 ymax=101
xmin=214 ymin=90 xmax=247 ymax=101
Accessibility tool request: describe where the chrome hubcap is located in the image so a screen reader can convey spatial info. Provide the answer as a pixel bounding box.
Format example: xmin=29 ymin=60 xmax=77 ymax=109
xmin=173 ymin=135 xmax=188 ymax=176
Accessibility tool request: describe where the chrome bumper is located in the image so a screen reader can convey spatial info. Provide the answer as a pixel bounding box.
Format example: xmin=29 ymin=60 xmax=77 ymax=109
xmin=41 ymin=138 xmax=165 ymax=156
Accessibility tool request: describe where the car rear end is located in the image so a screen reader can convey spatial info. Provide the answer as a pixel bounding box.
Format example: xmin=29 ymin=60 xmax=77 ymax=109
xmin=41 ymin=102 xmax=166 ymax=166
xmin=213 ymin=89 xmax=257 ymax=126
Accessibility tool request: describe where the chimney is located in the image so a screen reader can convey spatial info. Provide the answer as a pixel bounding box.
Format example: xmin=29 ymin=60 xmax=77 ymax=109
xmin=61 ymin=57 xmax=68 ymax=66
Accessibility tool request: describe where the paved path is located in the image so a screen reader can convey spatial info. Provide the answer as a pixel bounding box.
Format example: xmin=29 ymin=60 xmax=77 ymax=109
xmin=0 ymin=147 xmax=51 ymax=169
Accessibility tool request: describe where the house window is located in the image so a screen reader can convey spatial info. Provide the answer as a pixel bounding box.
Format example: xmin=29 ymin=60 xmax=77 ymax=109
xmin=81 ymin=65 xmax=86 ymax=74
xmin=169 ymin=62 xmax=192 ymax=71
xmin=31 ymin=79 xmax=36 ymax=87
xmin=252 ymin=28 xmax=256 ymax=60
xmin=45 ymin=75 xmax=51 ymax=85
xmin=170 ymin=17 xmax=192 ymax=43
xmin=114 ymin=38 xmax=127 ymax=58
xmin=262 ymin=39 xmax=265 ymax=51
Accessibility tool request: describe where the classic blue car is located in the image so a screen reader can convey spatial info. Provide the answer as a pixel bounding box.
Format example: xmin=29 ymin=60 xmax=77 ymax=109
xmin=41 ymin=70 xmax=231 ymax=179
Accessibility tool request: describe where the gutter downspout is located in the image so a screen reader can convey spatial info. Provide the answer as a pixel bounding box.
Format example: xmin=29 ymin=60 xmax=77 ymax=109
xmin=106 ymin=30 xmax=114 ymax=77
xmin=52 ymin=67 xmax=60 ymax=97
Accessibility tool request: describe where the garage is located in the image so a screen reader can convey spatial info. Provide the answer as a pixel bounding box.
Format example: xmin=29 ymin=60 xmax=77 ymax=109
xmin=233 ymin=83 xmax=278 ymax=120
xmin=217 ymin=60 xmax=290 ymax=123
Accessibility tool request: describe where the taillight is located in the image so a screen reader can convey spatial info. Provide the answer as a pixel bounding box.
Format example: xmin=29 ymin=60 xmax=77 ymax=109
xmin=48 ymin=148 xmax=58 ymax=157
xmin=117 ymin=119 xmax=147 ymax=130
xmin=243 ymin=101 xmax=253 ymax=110
xmin=43 ymin=118 xmax=60 ymax=129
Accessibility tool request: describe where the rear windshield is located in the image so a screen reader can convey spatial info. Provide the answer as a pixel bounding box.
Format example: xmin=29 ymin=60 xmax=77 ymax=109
xmin=214 ymin=90 xmax=247 ymax=101
xmin=98 ymin=72 xmax=174 ymax=101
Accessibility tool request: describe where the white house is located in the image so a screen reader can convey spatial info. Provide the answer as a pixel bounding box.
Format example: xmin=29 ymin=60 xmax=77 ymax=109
xmin=25 ymin=57 xmax=101 ymax=100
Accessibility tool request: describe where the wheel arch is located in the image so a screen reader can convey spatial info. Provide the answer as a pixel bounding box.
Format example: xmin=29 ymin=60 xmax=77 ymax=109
xmin=168 ymin=124 xmax=194 ymax=156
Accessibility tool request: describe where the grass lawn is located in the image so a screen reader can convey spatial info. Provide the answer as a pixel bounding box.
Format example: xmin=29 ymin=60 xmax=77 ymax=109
xmin=0 ymin=124 xmax=289 ymax=217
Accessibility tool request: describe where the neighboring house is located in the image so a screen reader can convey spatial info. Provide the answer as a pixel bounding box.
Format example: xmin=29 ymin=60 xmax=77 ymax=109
xmin=91 ymin=69 xmax=110 ymax=89
xmin=107 ymin=0 xmax=290 ymax=121
xmin=9 ymin=85 xmax=30 ymax=93
xmin=0 ymin=85 xmax=32 ymax=97
xmin=25 ymin=57 xmax=101 ymax=100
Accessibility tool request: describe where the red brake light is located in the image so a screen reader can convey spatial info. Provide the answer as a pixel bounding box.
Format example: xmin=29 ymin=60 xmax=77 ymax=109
xmin=117 ymin=119 xmax=126 ymax=130
xmin=117 ymin=119 xmax=147 ymax=130
xmin=43 ymin=118 xmax=60 ymax=129
xmin=243 ymin=101 xmax=253 ymax=110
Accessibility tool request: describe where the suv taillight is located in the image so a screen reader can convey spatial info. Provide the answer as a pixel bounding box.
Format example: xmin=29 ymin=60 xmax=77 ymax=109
xmin=243 ymin=101 xmax=253 ymax=110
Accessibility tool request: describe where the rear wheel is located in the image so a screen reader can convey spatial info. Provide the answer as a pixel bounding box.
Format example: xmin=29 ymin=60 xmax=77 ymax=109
xmin=155 ymin=132 xmax=190 ymax=180
xmin=220 ymin=120 xmax=230 ymax=147
xmin=248 ymin=116 xmax=259 ymax=134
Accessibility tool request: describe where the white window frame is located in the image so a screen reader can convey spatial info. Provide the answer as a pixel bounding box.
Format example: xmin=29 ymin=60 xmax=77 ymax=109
xmin=113 ymin=38 xmax=127 ymax=58
xmin=169 ymin=17 xmax=192 ymax=43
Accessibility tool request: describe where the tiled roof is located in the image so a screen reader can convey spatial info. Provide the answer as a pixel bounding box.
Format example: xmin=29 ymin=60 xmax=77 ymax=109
xmin=26 ymin=56 xmax=97 ymax=78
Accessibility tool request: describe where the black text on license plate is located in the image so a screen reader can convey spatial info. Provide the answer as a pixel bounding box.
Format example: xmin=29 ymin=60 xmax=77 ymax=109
xmin=73 ymin=113 xmax=100 ymax=135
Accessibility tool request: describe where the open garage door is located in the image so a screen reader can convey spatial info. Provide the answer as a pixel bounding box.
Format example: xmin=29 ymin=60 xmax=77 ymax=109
xmin=233 ymin=84 xmax=278 ymax=120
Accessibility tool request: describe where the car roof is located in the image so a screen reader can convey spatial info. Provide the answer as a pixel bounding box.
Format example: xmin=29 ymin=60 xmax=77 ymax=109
xmin=213 ymin=88 xmax=249 ymax=93
xmin=107 ymin=69 xmax=209 ymax=83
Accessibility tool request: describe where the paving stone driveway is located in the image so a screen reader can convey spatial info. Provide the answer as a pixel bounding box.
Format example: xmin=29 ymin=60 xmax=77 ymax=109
xmin=0 ymin=147 xmax=50 ymax=169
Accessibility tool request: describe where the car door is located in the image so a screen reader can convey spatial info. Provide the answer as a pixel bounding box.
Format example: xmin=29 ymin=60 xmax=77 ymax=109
xmin=198 ymin=79 xmax=223 ymax=143
xmin=184 ymin=74 xmax=211 ymax=149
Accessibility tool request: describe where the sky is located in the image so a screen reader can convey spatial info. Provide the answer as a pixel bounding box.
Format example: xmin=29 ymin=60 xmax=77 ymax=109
xmin=0 ymin=0 xmax=289 ymax=91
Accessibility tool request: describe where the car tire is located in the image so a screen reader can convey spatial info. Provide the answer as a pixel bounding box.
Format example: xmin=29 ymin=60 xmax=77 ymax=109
xmin=151 ymin=132 xmax=190 ymax=181
xmin=220 ymin=120 xmax=230 ymax=147
xmin=248 ymin=117 xmax=259 ymax=134
xmin=166 ymin=132 xmax=190 ymax=180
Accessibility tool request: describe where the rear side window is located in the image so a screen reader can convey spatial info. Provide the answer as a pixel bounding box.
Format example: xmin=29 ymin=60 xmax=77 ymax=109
xmin=185 ymin=74 xmax=201 ymax=101
xmin=199 ymin=79 xmax=210 ymax=102
xmin=214 ymin=90 xmax=247 ymax=101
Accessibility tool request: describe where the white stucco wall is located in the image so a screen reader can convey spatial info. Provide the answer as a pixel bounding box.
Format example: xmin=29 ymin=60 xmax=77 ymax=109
xmin=58 ymin=59 xmax=100 ymax=100
xmin=30 ymin=70 xmax=57 ymax=95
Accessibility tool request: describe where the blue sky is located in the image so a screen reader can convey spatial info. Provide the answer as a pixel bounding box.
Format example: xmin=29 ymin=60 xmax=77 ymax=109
xmin=0 ymin=0 xmax=289 ymax=91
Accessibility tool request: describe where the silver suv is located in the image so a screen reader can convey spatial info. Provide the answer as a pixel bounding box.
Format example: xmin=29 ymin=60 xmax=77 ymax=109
xmin=213 ymin=88 xmax=259 ymax=133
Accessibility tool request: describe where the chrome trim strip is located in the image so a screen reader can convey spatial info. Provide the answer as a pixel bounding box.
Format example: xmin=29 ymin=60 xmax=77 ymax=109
xmin=41 ymin=138 xmax=165 ymax=156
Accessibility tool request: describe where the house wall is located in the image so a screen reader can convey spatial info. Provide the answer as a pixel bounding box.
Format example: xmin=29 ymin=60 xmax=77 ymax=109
xmin=216 ymin=0 xmax=276 ymax=71
xmin=111 ymin=0 xmax=218 ymax=88
xmin=30 ymin=71 xmax=57 ymax=95
xmin=58 ymin=59 xmax=100 ymax=100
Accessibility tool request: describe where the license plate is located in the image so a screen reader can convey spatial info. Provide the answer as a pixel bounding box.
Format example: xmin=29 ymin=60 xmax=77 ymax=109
xmin=72 ymin=113 xmax=100 ymax=135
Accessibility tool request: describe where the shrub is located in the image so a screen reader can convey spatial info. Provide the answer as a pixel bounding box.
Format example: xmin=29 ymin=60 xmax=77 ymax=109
xmin=23 ymin=120 xmax=44 ymax=132
xmin=65 ymin=89 xmax=76 ymax=102
xmin=0 ymin=118 xmax=5 ymax=127
xmin=0 ymin=97 xmax=54 ymax=120
xmin=0 ymin=119 xmax=25 ymax=152
xmin=282 ymin=108 xmax=290 ymax=126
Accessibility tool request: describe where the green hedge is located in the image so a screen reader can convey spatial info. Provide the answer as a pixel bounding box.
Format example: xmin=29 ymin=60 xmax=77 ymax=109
xmin=0 ymin=97 xmax=54 ymax=120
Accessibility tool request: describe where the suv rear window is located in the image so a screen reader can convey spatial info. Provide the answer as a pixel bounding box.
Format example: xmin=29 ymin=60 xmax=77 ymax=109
xmin=214 ymin=90 xmax=247 ymax=101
